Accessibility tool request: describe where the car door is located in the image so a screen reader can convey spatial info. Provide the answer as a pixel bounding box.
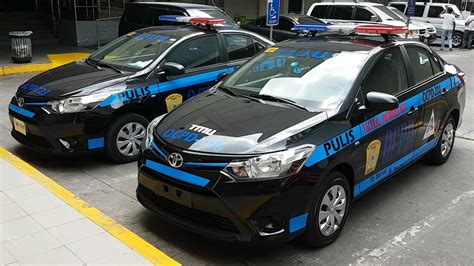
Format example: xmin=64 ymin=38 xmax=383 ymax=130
xmin=222 ymin=33 xmax=267 ymax=72
xmin=354 ymin=7 xmax=378 ymax=23
xmin=273 ymin=17 xmax=296 ymax=41
xmin=155 ymin=34 xmax=230 ymax=113
xmin=352 ymin=47 xmax=421 ymax=196
xmin=402 ymin=45 xmax=449 ymax=156
xmin=424 ymin=5 xmax=445 ymax=33
xmin=409 ymin=4 xmax=429 ymax=24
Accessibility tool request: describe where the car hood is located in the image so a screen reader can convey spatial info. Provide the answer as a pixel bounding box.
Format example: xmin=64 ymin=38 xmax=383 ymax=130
xmin=155 ymin=91 xmax=328 ymax=155
xmin=16 ymin=60 xmax=132 ymax=100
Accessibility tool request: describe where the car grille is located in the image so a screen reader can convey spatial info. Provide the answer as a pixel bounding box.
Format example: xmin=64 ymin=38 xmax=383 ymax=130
xmin=419 ymin=29 xmax=426 ymax=35
xmin=12 ymin=130 xmax=52 ymax=149
xmin=138 ymin=184 xmax=240 ymax=234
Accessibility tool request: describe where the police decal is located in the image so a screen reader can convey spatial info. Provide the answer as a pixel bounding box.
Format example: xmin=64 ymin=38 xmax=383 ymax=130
xmin=365 ymin=140 xmax=381 ymax=175
xmin=165 ymin=93 xmax=183 ymax=112
xmin=423 ymin=110 xmax=436 ymax=140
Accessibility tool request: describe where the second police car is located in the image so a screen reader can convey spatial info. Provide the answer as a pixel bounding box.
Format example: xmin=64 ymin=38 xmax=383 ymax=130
xmin=137 ymin=23 xmax=466 ymax=246
xmin=8 ymin=17 xmax=272 ymax=163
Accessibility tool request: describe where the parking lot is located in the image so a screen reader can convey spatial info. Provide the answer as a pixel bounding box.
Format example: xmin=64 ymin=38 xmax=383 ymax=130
xmin=1 ymin=48 xmax=473 ymax=264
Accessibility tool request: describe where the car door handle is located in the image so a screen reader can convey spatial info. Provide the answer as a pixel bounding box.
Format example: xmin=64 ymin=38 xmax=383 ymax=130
xmin=441 ymin=87 xmax=448 ymax=95
xmin=407 ymin=107 xmax=418 ymax=116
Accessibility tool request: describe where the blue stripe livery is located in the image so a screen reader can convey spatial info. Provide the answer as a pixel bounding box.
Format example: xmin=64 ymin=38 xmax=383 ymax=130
xmin=9 ymin=104 xmax=35 ymax=118
xmin=87 ymin=137 xmax=104 ymax=149
xmin=184 ymin=162 xmax=228 ymax=168
xmin=145 ymin=160 xmax=210 ymax=187
xmin=354 ymin=138 xmax=438 ymax=197
xmin=305 ymin=78 xmax=453 ymax=167
xmin=99 ymin=67 xmax=236 ymax=107
xmin=289 ymin=212 xmax=308 ymax=233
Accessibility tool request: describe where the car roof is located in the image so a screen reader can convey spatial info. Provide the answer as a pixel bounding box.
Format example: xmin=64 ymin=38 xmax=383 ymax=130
xmin=130 ymin=1 xmax=220 ymax=10
xmin=312 ymin=2 xmax=384 ymax=7
xmin=136 ymin=24 xmax=255 ymax=39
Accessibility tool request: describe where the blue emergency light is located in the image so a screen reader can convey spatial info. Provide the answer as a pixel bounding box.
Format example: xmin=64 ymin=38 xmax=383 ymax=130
xmin=158 ymin=15 xmax=189 ymax=22
xmin=292 ymin=23 xmax=328 ymax=32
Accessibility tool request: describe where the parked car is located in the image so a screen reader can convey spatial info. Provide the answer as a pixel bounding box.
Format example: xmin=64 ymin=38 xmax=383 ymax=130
xmin=307 ymin=2 xmax=428 ymax=40
xmin=241 ymin=14 xmax=325 ymax=42
xmin=136 ymin=23 xmax=465 ymax=245
xmin=9 ymin=18 xmax=272 ymax=163
xmin=387 ymin=6 xmax=437 ymax=43
xmin=118 ymin=2 xmax=238 ymax=36
xmin=388 ymin=1 xmax=466 ymax=47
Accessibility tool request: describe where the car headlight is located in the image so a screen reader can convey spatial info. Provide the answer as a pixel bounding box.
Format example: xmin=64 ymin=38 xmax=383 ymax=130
xmin=144 ymin=114 xmax=166 ymax=150
xmin=225 ymin=145 xmax=315 ymax=180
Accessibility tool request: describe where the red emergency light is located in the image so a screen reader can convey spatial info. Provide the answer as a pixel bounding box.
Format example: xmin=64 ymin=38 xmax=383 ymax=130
xmin=355 ymin=25 xmax=408 ymax=35
xmin=190 ymin=18 xmax=226 ymax=25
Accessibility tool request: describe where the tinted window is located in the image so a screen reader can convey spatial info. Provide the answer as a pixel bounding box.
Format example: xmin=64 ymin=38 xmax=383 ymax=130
xmin=224 ymin=34 xmax=256 ymax=61
xmin=276 ymin=18 xmax=294 ymax=31
xmin=391 ymin=4 xmax=406 ymax=12
xmin=167 ymin=35 xmax=220 ymax=69
xmin=125 ymin=5 xmax=146 ymax=24
xmin=254 ymin=42 xmax=266 ymax=53
xmin=311 ymin=5 xmax=329 ymax=18
xmin=355 ymin=8 xmax=374 ymax=21
xmin=428 ymin=51 xmax=443 ymax=74
xmin=414 ymin=5 xmax=425 ymax=17
xmin=331 ymin=6 xmax=354 ymax=20
xmin=405 ymin=46 xmax=435 ymax=84
xmin=427 ymin=6 xmax=444 ymax=18
xmin=257 ymin=17 xmax=268 ymax=27
xmin=362 ymin=48 xmax=408 ymax=96
xmin=144 ymin=8 xmax=185 ymax=26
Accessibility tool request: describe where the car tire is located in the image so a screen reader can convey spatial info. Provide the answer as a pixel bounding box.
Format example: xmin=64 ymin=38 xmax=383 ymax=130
xmin=452 ymin=32 xmax=463 ymax=48
xmin=424 ymin=116 xmax=456 ymax=165
xmin=105 ymin=113 xmax=148 ymax=164
xmin=302 ymin=171 xmax=351 ymax=248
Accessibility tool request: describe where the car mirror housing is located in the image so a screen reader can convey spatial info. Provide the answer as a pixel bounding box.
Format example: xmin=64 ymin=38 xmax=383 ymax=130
xmin=217 ymin=72 xmax=229 ymax=81
xmin=364 ymin=91 xmax=399 ymax=111
xmin=370 ymin=15 xmax=379 ymax=22
xmin=163 ymin=62 xmax=185 ymax=76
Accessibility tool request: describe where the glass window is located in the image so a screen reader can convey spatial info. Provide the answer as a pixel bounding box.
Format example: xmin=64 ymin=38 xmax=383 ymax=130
xmin=224 ymin=34 xmax=256 ymax=61
xmin=428 ymin=52 xmax=443 ymax=74
xmin=144 ymin=8 xmax=185 ymax=26
xmin=310 ymin=5 xmax=329 ymax=18
xmin=222 ymin=47 xmax=369 ymax=111
xmin=166 ymin=35 xmax=220 ymax=69
xmin=258 ymin=17 xmax=268 ymax=27
xmin=254 ymin=42 xmax=266 ymax=53
xmin=405 ymin=46 xmax=435 ymax=84
xmin=414 ymin=5 xmax=425 ymax=17
xmin=427 ymin=6 xmax=444 ymax=17
xmin=331 ymin=6 xmax=354 ymax=20
xmin=355 ymin=8 xmax=374 ymax=21
xmin=187 ymin=9 xmax=237 ymax=27
xmin=276 ymin=18 xmax=294 ymax=31
xmin=362 ymin=48 xmax=408 ymax=96
xmin=391 ymin=4 xmax=406 ymax=13
xmin=125 ymin=5 xmax=146 ymax=24
xmin=88 ymin=32 xmax=177 ymax=72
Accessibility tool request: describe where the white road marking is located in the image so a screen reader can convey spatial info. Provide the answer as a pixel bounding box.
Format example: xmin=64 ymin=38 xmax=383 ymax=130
xmin=352 ymin=190 xmax=474 ymax=264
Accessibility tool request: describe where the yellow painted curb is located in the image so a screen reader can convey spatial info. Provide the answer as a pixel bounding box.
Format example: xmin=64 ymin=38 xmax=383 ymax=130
xmin=1 ymin=52 xmax=90 ymax=76
xmin=0 ymin=147 xmax=180 ymax=266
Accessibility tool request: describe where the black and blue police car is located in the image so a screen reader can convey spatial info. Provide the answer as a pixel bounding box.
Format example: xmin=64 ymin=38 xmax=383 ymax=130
xmin=136 ymin=23 xmax=466 ymax=246
xmin=8 ymin=17 xmax=273 ymax=163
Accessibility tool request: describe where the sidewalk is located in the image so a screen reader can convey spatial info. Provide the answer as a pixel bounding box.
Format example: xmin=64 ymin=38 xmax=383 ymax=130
xmin=0 ymin=44 xmax=92 ymax=76
xmin=0 ymin=150 xmax=158 ymax=265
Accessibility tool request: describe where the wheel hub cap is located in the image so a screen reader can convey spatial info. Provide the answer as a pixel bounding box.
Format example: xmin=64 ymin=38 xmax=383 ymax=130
xmin=441 ymin=123 xmax=454 ymax=157
xmin=116 ymin=122 xmax=146 ymax=157
xmin=318 ymin=184 xmax=347 ymax=237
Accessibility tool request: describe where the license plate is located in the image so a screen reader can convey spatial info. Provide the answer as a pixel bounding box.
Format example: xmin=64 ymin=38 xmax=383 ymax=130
xmin=13 ymin=118 xmax=27 ymax=135
xmin=139 ymin=175 xmax=192 ymax=208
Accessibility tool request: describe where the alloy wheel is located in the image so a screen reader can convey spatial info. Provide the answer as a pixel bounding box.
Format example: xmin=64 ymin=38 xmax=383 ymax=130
xmin=116 ymin=122 xmax=146 ymax=157
xmin=441 ymin=123 xmax=454 ymax=157
xmin=318 ymin=184 xmax=347 ymax=236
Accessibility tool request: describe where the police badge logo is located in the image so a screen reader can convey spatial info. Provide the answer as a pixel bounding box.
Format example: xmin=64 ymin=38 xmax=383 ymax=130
xmin=365 ymin=139 xmax=381 ymax=175
xmin=165 ymin=93 xmax=183 ymax=112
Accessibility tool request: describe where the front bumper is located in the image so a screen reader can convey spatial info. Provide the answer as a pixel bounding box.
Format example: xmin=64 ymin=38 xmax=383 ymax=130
xmin=8 ymin=98 xmax=109 ymax=154
xmin=136 ymin=140 xmax=318 ymax=243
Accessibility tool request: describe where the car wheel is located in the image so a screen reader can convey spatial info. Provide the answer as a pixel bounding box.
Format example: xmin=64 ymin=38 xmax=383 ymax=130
xmin=302 ymin=171 xmax=351 ymax=247
xmin=105 ymin=113 xmax=148 ymax=164
xmin=424 ymin=116 xmax=456 ymax=165
xmin=452 ymin=32 xmax=463 ymax=48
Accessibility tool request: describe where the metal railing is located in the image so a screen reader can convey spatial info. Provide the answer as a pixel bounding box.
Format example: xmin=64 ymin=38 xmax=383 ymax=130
xmin=96 ymin=16 xmax=121 ymax=48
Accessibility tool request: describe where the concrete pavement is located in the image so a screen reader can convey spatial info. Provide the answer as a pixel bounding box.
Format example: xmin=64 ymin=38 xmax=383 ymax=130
xmin=0 ymin=48 xmax=473 ymax=265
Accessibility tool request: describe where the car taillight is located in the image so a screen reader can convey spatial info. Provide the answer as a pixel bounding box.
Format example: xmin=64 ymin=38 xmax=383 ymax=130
xmin=458 ymin=72 xmax=466 ymax=84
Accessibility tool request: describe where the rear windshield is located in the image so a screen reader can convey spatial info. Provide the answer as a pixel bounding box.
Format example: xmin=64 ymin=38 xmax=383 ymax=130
xmin=187 ymin=9 xmax=237 ymax=27
xmin=88 ymin=32 xmax=178 ymax=72
xmin=222 ymin=46 xmax=369 ymax=112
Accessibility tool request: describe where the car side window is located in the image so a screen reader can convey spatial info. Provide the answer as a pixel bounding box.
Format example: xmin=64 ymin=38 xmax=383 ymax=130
xmin=414 ymin=5 xmax=425 ymax=17
xmin=125 ymin=5 xmax=146 ymax=24
xmin=253 ymin=41 xmax=266 ymax=53
xmin=311 ymin=5 xmax=329 ymax=18
xmin=258 ymin=17 xmax=268 ymax=27
xmin=405 ymin=46 xmax=436 ymax=84
xmin=276 ymin=18 xmax=294 ymax=31
xmin=224 ymin=34 xmax=257 ymax=61
xmin=391 ymin=4 xmax=406 ymax=12
xmin=355 ymin=7 xmax=374 ymax=21
xmin=361 ymin=48 xmax=408 ymax=96
xmin=144 ymin=8 xmax=186 ymax=26
xmin=428 ymin=51 xmax=443 ymax=74
xmin=166 ymin=35 xmax=220 ymax=69
xmin=427 ymin=6 xmax=444 ymax=18
xmin=331 ymin=6 xmax=354 ymax=20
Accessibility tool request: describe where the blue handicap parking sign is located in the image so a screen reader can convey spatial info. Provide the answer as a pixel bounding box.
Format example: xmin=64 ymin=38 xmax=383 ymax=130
xmin=267 ymin=0 xmax=280 ymax=26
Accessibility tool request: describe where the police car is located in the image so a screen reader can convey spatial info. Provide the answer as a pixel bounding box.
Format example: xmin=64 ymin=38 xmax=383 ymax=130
xmin=8 ymin=17 xmax=273 ymax=163
xmin=136 ymin=23 xmax=466 ymax=246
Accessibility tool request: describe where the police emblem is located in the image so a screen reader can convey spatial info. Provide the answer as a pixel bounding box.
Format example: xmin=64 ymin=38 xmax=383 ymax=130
xmin=165 ymin=93 xmax=183 ymax=112
xmin=365 ymin=139 xmax=381 ymax=175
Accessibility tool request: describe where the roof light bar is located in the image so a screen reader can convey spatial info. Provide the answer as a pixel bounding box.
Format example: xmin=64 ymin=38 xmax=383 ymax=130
xmin=189 ymin=18 xmax=226 ymax=25
xmin=158 ymin=15 xmax=190 ymax=23
xmin=355 ymin=25 xmax=408 ymax=34
xmin=292 ymin=23 xmax=328 ymax=32
xmin=292 ymin=23 xmax=408 ymax=36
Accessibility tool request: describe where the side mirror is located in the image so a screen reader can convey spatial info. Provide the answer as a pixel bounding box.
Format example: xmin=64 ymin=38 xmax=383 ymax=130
xmin=217 ymin=72 xmax=229 ymax=81
xmin=370 ymin=15 xmax=379 ymax=22
xmin=163 ymin=62 xmax=185 ymax=76
xmin=364 ymin=91 xmax=399 ymax=111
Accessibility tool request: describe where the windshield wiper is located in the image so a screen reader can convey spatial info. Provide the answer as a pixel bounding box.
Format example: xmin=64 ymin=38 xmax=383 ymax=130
xmin=219 ymin=86 xmax=265 ymax=103
xmin=94 ymin=61 xmax=124 ymax=74
xmin=248 ymin=93 xmax=309 ymax=111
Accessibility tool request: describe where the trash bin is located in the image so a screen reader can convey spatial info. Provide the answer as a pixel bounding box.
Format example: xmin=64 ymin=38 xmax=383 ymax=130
xmin=9 ymin=31 xmax=33 ymax=63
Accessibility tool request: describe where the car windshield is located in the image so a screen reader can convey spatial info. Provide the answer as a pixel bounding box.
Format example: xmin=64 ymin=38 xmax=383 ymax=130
xmin=88 ymin=32 xmax=178 ymax=72
xmin=388 ymin=7 xmax=407 ymax=22
xmin=187 ymin=9 xmax=237 ymax=27
xmin=222 ymin=46 xmax=369 ymax=112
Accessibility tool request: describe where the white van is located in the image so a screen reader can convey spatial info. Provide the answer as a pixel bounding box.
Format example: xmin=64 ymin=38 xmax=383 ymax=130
xmin=388 ymin=1 xmax=466 ymax=47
